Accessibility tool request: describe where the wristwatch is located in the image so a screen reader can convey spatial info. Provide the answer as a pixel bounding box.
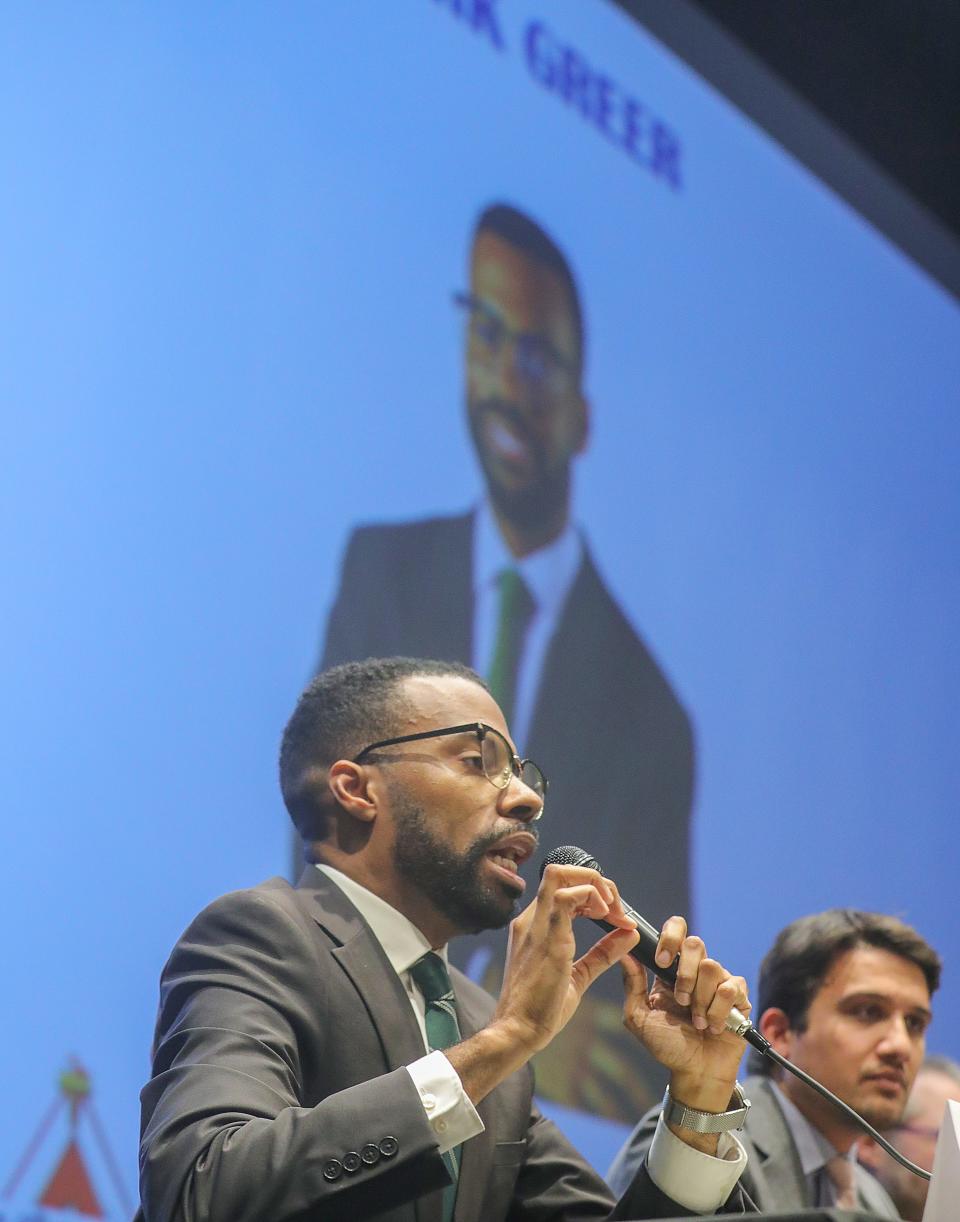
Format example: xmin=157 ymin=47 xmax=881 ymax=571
xmin=662 ymin=1082 xmax=751 ymax=1133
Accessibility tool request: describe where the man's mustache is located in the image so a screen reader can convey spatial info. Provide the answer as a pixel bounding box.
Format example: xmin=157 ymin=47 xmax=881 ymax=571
xmin=470 ymin=825 xmax=540 ymax=859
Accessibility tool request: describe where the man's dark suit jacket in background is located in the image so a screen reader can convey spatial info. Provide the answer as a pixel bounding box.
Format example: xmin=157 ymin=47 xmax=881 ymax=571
xmin=607 ymin=1075 xmax=899 ymax=1217
xmin=319 ymin=511 xmax=695 ymax=1118
xmin=137 ymin=870 xmax=746 ymax=1222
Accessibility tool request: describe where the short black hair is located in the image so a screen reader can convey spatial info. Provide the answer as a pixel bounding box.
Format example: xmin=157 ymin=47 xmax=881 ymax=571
xmin=473 ymin=202 xmax=586 ymax=375
xmin=750 ymin=908 xmax=941 ymax=1074
xmin=279 ymin=656 xmax=487 ymax=842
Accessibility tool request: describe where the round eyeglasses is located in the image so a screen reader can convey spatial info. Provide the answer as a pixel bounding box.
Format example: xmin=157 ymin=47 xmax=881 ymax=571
xmin=452 ymin=291 xmax=577 ymax=395
xmin=353 ymin=721 xmax=547 ymax=817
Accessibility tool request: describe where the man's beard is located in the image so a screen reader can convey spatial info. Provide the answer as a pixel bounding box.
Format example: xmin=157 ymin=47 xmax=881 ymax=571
xmin=391 ymin=791 xmax=528 ymax=934
xmin=469 ymin=399 xmax=570 ymax=532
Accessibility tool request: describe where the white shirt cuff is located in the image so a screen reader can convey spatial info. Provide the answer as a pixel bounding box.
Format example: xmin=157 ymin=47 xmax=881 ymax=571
xmin=405 ymin=1049 xmax=484 ymax=1155
xmin=646 ymin=1114 xmax=747 ymax=1214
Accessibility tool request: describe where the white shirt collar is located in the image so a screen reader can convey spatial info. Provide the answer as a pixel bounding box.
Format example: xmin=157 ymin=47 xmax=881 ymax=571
xmin=315 ymin=863 xmax=447 ymax=976
xmin=472 ymin=499 xmax=581 ymax=616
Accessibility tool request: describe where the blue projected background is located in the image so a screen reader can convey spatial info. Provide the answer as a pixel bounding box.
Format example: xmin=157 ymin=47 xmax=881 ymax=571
xmin=2 ymin=2 xmax=958 ymax=1216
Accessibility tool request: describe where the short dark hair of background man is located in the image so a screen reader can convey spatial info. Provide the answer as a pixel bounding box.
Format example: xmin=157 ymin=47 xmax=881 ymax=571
xmin=608 ymin=907 xmax=941 ymax=1215
xmin=318 ymin=202 xmax=695 ymax=1121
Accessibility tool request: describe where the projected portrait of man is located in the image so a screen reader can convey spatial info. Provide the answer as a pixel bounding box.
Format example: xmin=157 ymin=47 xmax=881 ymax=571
xmin=318 ymin=202 xmax=694 ymax=1119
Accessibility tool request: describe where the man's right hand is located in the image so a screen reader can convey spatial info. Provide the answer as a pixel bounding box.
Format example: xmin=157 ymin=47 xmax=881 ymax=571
xmin=494 ymin=863 xmax=640 ymax=1051
xmin=446 ymin=864 xmax=638 ymax=1104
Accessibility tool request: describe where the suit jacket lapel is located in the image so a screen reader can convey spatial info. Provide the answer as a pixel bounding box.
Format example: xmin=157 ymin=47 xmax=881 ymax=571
xmin=331 ymin=924 xmax=446 ymax=1222
xmin=448 ymin=512 xmax=474 ymax=662
xmin=855 ymin=1164 xmax=899 ymax=1217
xmin=744 ymin=1078 xmax=811 ymax=1210
xmin=296 ymin=870 xmax=450 ymax=1222
xmin=524 ymin=548 xmax=591 ymax=761
xmin=295 ymin=868 xmax=427 ymax=1071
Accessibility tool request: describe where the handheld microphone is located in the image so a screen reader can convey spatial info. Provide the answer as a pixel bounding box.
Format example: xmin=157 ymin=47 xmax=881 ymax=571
xmin=541 ymin=845 xmax=934 ymax=1183
xmin=540 ymin=844 xmax=770 ymax=1054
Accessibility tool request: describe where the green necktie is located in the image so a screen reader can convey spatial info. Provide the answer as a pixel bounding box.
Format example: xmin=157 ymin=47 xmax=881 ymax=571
xmin=486 ymin=568 xmax=535 ymax=726
xmin=409 ymin=952 xmax=462 ymax=1222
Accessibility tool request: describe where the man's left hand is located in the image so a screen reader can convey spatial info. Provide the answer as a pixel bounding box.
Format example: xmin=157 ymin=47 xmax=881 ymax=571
xmin=622 ymin=916 xmax=749 ymax=1120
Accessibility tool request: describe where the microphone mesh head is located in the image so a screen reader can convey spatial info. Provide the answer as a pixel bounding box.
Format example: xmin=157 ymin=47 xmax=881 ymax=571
xmin=540 ymin=845 xmax=602 ymax=878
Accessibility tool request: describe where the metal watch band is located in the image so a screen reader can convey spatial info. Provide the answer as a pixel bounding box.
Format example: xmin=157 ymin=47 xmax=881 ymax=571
xmin=662 ymin=1082 xmax=751 ymax=1134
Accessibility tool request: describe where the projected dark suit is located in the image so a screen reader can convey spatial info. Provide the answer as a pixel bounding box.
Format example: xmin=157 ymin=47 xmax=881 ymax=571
xmin=137 ymin=869 xmax=744 ymax=1222
xmin=320 ymin=510 xmax=694 ymax=1118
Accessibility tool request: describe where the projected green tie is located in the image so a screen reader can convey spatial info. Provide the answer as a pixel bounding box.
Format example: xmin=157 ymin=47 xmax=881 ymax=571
xmin=410 ymin=952 xmax=462 ymax=1222
xmin=487 ymin=569 xmax=535 ymax=726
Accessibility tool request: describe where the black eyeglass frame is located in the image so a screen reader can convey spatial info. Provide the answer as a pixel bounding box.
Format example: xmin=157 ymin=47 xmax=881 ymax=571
xmin=353 ymin=721 xmax=547 ymax=816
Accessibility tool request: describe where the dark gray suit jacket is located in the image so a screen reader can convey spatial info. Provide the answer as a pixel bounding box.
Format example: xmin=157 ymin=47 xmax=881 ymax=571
xmin=319 ymin=512 xmax=695 ymax=1119
xmin=607 ymin=1074 xmax=899 ymax=1217
xmin=137 ymin=871 xmax=746 ymax=1222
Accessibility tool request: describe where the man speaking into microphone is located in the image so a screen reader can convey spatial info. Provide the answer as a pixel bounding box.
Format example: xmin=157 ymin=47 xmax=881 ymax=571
xmin=138 ymin=657 xmax=752 ymax=1221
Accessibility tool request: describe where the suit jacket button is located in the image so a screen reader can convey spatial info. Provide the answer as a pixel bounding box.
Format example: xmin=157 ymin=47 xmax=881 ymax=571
xmin=360 ymin=1144 xmax=380 ymax=1166
xmin=379 ymin=1136 xmax=399 ymax=1158
xmin=342 ymin=1151 xmax=361 ymax=1174
xmin=322 ymin=1158 xmax=343 ymax=1181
